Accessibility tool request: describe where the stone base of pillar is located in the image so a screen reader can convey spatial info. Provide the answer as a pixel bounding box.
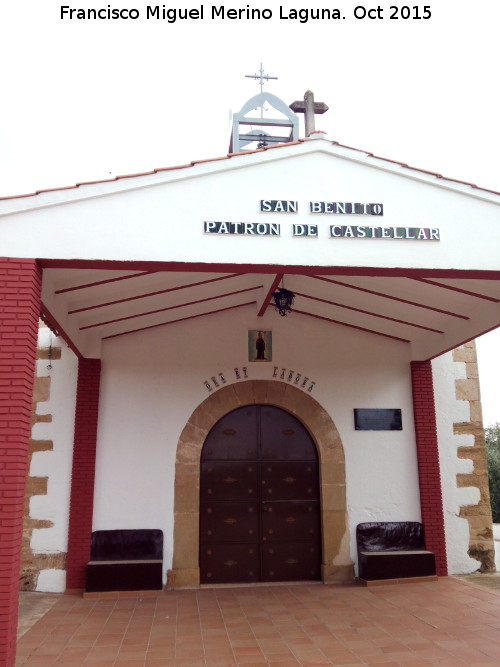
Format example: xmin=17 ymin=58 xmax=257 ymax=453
xmin=166 ymin=568 xmax=200 ymax=588
xmin=322 ymin=563 xmax=355 ymax=583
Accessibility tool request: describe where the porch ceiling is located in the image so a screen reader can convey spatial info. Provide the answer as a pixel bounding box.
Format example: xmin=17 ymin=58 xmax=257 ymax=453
xmin=40 ymin=264 xmax=500 ymax=360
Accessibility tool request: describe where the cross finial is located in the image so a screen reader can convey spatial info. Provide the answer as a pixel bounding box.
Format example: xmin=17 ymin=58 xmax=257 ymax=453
xmin=290 ymin=91 xmax=329 ymax=137
xmin=245 ymin=62 xmax=278 ymax=94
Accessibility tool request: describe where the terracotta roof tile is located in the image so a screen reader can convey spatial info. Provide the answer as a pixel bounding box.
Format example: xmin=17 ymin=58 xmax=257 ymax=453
xmin=330 ymin=141 xmax=500 ymax=195
xmin=1 ymin=139 xmax=498 ymax=200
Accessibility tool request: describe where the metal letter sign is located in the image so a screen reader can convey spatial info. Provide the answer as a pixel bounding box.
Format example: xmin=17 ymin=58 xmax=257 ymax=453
xmin=260 ymin=200 xmax=298 ymax=213
xmin=293 ymin=224 xmax=318 ymax=237
xmin=310 ymin=202 xmax=383 ymax=215
xmin=204 ymin=221 xmax=280 ymax=236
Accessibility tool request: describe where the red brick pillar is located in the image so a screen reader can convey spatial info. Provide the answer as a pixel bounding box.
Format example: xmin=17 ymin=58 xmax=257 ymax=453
xmin=411 ymin=360 xmax=448 ymax=576
xmin=0 ymin=258 xmax=42 ymax=666
xmin=66 ymin=358 xmax=101 ymax=591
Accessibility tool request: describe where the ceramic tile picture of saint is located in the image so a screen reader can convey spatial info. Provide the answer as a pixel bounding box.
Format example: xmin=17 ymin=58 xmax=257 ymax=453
xmin=248 ymin=330 xmax=272 ymax=362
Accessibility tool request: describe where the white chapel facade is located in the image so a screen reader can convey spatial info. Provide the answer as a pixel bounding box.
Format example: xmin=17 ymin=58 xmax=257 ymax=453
xmin=0 ymin=87 xmax=499 ymax=665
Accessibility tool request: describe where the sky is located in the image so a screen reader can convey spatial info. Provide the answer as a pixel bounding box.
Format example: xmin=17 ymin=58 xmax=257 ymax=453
xmin=1 ymin=0 xmax=500 ymax=422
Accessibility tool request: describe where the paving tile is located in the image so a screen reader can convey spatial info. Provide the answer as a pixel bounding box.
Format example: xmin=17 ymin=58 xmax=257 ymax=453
xmin=15 ymin=578 xmax=500 ymax=666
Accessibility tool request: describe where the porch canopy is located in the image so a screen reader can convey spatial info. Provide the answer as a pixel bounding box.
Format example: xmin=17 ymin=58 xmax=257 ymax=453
xmin=1 ymin=134 xmax=499 ymax=359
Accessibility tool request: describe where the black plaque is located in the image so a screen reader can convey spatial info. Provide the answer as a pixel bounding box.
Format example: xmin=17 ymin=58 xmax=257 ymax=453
xmin=354 ymin=409 xmax=402 ymax=431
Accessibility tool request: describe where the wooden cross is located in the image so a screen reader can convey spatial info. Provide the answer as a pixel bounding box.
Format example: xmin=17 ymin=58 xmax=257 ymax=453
xmin=290 ymin=91 xmax=329 ymax=137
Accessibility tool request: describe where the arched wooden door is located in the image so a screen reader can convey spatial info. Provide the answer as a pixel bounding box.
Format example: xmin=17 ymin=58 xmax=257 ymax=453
xmin=199 ymin=405 xmax=321 ymax=584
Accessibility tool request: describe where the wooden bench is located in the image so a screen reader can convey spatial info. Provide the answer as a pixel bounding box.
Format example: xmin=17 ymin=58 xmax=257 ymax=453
xmin=356 ymin=521 xmax=436 ymax=584
xmin=85 ymin=529 xmax=163 ymax=592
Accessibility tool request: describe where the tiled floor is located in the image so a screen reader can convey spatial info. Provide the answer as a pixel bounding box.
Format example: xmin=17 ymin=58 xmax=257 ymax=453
xmin=18 ymin=592 xmax=61 ymax=639
xmin=15 ymin=577 xmax=500 ymax=666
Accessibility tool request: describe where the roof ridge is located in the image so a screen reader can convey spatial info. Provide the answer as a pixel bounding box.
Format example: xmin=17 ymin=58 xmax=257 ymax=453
xmin=1 ymin=138 xmax=498 ymax=200
xmin=330 ymin=140 xmax=500 ymax=196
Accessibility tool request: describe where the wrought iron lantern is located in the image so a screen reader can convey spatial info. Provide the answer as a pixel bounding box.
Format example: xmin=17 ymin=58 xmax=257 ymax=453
xmin=272 ymin=287 xmax=295 ymax=316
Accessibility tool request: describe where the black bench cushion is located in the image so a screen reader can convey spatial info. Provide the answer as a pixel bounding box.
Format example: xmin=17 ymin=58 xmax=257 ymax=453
xmin=90 ymin=529 xmax=163 ymax=561
xmin=356 ymin=522 xmax=436 ymax=581
xmin=356 ymin=521 xmax=425 ymax=552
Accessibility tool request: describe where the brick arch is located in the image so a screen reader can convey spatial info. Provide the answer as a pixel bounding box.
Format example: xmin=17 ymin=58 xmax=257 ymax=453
xmin=167 ymin=380 xmax=354 ymax=588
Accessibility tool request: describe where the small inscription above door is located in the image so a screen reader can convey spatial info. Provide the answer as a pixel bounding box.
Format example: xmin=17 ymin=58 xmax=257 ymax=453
xmin=354 ymin=409 xmax=402 ymax=431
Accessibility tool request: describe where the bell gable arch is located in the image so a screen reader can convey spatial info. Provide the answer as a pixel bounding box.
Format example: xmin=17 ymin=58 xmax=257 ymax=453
xmin=168 ymin=380 xmax=353 ymax=588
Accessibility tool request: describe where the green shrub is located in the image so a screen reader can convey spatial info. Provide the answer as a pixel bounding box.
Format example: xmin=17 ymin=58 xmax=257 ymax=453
xmin=485 ymin=423 xmax=500 ymax=523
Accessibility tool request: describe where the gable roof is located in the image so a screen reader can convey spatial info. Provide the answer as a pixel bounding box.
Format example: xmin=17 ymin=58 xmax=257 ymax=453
xmin=1 ymin=135 xmax=498 ymax=202
xmin=2 ymin=133 xmax=499 ymax=361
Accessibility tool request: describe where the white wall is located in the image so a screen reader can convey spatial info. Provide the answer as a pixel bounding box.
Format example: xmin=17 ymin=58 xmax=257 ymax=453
xmin=433 ymin=353 xmax=481 ymax=574
xmin=31 ymin=311 xmax=476 ymax=591
xmin=1 ymin=139 xmax=499 ymax=270
xmin=93 ymin=305 xmax=422 ymax=581
xmin=30 ymin=328 xmax=78 ymax=592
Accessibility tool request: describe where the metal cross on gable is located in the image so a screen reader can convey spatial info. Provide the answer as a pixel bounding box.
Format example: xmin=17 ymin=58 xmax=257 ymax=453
xmin=245 ymin=62 xmax=278 ymax=94
xmin=290 ymin=90 xmax=329 ymax=137
xmin=245 ymin=62 xmax=278 ymax=120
